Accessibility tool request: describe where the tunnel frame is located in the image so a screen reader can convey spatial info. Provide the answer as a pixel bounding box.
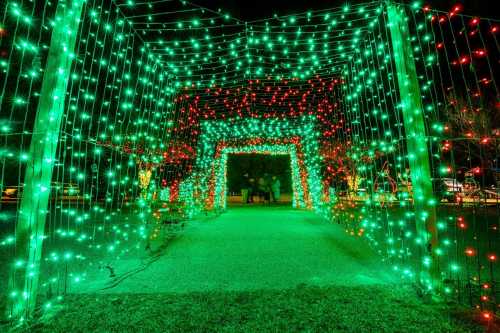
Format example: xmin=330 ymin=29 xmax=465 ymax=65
xmin=190 ymin=116 xmax=323 ymax=213
xmin=5 ymin=1 xmax=446 ymax=319
xmin=212 ymin=144 xmax=305 ymax=209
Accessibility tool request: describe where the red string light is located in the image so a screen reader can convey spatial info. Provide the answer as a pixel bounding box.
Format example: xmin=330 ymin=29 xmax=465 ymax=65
xmin=465 ymin=247 xmax=476 ymax=256
xmin=449 ymin=3 xmax=463 ymax=18
xmin=482 ymin=312 xmax=492 ymax=321
xmin=469 ymin=17 xmax=480 ymax=26
xmin=472 ymin=49 xmax=487 ymax=58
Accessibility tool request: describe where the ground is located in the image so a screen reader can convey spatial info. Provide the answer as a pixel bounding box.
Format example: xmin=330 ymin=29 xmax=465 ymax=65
xmin=31 ymin=285 xmax=482 ymax=333
xmin=76 ymin=206 xmax=397 ymax=293
xmin=3 ymin=206 xmax=489 ymax=331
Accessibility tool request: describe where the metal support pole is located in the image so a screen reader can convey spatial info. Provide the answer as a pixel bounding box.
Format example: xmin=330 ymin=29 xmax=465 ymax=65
xmin=7 ymin=0 xmax=85 ymax=320
xmin=386 ymin=2 xmax=440 ymax=290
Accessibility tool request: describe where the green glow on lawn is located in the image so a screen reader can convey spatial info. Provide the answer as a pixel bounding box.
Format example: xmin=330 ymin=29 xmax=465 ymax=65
xmin=0 ymin=0 xmax=498 ymax=323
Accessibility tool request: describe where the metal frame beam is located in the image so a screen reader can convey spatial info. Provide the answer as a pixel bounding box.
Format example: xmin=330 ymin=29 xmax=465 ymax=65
xmin=386 ymin=1 xmax=440 ymax=290
xmin=8 ymin=0 xmax=85 ymax=320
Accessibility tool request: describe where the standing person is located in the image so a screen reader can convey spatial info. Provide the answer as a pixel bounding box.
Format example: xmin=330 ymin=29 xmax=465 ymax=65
xmin=271 ymin=175 xmax=281 ymax=203
xmin=248 ymin=177 xmax=255 ymax=203
xmin=242 ymin=173 xmax=250 ymax=203
xmin=257 ymin=176 xmax=266 ymax=203
xmin=263 ymin=173 xmax=272 ymax=204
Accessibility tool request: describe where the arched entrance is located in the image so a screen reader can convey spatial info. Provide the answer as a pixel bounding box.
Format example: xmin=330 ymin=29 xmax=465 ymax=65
xmin=187 ymin=116 xmax=323 ymax=213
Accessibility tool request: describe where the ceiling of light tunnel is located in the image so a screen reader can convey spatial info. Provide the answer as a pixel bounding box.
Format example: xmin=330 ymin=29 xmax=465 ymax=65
xmin=115 ymin=0 xmax=383 ymax=88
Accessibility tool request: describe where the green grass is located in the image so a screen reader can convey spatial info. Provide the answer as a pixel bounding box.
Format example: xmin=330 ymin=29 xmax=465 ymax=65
xmin=14 ymin=284 xmax=487 ymax=333
xmin=2 ymin=206 xmax=496 ymax=332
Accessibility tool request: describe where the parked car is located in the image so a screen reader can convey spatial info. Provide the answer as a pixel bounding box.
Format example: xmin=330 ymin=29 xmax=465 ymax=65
xmin=1 ymin=185 xmax=23 ymax=202
xmin=52 ymin=182 xmax=81 ymax=197
xmin=1 ymin=182 xmax=81 ymax=202
xmin=432 ymin=178 xmax=463 ymax=202
xmin=355 ymin=178 xmax=371 ymax=197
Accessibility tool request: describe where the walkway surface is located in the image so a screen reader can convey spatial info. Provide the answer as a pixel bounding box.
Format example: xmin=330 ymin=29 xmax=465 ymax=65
xmin=51 ymin=207 xmax=483 ymax=332
xmin=82 ymin=206 xmax=396 ymax=293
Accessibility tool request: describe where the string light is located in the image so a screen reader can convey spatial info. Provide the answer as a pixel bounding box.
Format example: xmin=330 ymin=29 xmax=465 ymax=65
xmin=0 ymin=0 xmax=498 ymax=323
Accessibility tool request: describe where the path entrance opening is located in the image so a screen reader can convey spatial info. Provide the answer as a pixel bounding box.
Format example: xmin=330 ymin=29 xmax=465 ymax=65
xmin=189 ymin=117 xmax=323 ymax=212
xmin=226 ymin=154 xmax=293 ymax=206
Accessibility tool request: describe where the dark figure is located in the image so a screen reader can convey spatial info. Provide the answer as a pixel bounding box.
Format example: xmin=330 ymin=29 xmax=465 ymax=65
xmin=248 ymin=177 xmax=255 ymax=203
xmin=257 ymin=176 xmax=267 ymax=203
xmin=271 ymin=176 xmax=281 ymax=203
xmin=242 ymin=173 xmax=250 ymax=203
xmin=263 ymin=173 xmax=272 ymax=204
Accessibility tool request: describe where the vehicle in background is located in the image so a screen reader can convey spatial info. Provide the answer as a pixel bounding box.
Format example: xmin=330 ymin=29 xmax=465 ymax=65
xmin=432 ymin=178 xmax=463 ymax=202
xmin=1 ymin=185 xmax=23 ymax=203
xmin=52 ymin=182 xmax=81 ymax=197
xmin=1 ymin=182 xmax=81 ymax=203
xmin=395 ymin=182 xmax=412 ymax=202
xmin=353 ymin=177 xmax=370 ymax=197
xmin=483 ymin=185 xmax=500 ymax=200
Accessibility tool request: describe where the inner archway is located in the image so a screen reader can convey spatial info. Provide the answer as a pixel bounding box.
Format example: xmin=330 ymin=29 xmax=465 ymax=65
xmin=218 ymin=147 xmax=300 ymax=209
xmin=226 ymin=153 xmax=293 ymax=206
xmin=188 ymin=116 xmax=323 ymax=213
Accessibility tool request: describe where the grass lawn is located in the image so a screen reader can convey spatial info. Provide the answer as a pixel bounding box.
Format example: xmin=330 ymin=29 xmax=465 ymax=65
xmin=2 ymin=206 xmax=497 ymax=332
xmin=12 ymin=284 xmax=490 ymax=333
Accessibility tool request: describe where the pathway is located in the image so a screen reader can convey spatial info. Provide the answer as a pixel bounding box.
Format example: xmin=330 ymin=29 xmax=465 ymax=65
xmin=82 ymin=206 xmax=396 ymax=293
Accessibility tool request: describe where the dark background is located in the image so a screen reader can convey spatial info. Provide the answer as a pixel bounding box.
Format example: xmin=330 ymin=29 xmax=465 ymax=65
xmin=191 ymin=0 xmax=500 ymax=21
xmin=226 ymin=154 xmax=292 ymax=194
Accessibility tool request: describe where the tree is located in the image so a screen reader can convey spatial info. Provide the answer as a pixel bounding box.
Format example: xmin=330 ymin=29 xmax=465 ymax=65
xmin=444 ymin=93 xmax=500 ymax=184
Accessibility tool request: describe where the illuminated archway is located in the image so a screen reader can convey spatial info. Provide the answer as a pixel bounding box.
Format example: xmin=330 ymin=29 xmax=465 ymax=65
xmin=212 ymin=144 xmax=305 ymax=209
xmin=188 ymin=116 xmax=323 ymax=213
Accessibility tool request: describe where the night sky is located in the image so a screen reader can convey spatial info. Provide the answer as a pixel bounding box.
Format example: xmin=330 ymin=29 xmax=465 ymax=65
xmin=191 ymin=0 xmax=500 ymax=22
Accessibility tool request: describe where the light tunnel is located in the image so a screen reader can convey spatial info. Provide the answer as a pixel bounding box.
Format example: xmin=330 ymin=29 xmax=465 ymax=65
xmin=0 ymin=0 xmax=498 ymax=326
